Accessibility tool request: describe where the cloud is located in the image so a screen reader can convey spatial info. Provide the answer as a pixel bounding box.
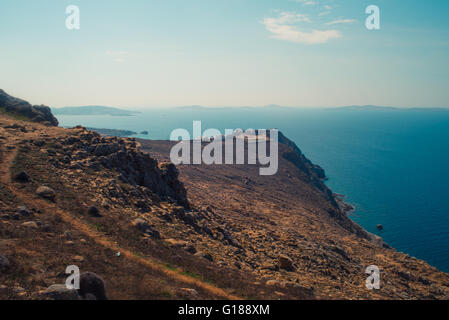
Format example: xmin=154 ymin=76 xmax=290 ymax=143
xmin=106 ymin=51 xmax=129 ymax=63
xmin=292 ymin=0 xmax=318 ymax=5
xmin=326 ymin=19 xmax=357 ymax=25
xmin=263 ymin=12 xmax=341 ymax=45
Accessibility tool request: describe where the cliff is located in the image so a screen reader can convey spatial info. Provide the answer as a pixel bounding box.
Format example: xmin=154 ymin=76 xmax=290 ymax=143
xmin=0 ymin=89 xmax=58 ymax=126
xmin=1 ymin=91 xmax=449 ymax=300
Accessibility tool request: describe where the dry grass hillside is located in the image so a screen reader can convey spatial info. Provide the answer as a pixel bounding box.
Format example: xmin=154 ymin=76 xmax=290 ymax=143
xmin=1 ymin=90 xmax=449 ymax=300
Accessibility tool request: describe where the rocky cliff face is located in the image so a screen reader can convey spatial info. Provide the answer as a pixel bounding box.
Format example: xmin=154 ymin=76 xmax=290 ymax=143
xmin=0 ymin=89 xmax=58 ymax=126
xmin=56 ymin=127 xmax=189 ymax=207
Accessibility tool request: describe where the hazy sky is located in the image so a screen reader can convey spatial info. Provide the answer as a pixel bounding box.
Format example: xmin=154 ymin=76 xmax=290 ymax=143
xmin=1 ymin=0 xmax=448 ymax=108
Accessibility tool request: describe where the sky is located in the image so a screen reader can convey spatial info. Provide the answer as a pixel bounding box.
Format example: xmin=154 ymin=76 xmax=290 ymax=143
xmin=0 ymin=0 xmax=448 ymax=108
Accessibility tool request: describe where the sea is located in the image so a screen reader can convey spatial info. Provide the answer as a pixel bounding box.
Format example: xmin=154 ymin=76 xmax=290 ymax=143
xmin=56 ymin=107 xmax=449 ymax=272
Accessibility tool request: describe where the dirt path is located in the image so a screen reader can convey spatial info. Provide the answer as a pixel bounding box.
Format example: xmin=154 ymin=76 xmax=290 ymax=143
xmin=0 ymin=129 xmax=241 ymax=300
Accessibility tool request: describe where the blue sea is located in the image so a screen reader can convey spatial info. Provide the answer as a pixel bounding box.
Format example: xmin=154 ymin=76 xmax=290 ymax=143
xmin=56 ymin=107 xmax=449 ymax=272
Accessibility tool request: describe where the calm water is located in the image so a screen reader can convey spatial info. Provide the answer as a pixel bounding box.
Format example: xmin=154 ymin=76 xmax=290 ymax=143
xmin=56 ymin=108 xmax=449 ymax=272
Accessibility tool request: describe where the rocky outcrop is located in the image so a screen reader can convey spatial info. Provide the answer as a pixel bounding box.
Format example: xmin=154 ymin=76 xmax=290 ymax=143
xmin=0 ymin=89 xmax=58 ymax=126
xmin=59 ymin=129 xmax=189 ymax=207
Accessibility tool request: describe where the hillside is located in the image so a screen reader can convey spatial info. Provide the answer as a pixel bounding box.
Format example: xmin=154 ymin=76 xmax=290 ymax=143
xmin=1 ymin=90 xmax=449 ymax=300
xmin=0 ymin=89 xmax=58 ymax=126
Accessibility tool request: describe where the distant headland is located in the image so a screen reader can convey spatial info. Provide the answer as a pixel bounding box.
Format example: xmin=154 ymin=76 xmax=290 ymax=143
xmin=52 ymin=106 xmax=140 ymax=116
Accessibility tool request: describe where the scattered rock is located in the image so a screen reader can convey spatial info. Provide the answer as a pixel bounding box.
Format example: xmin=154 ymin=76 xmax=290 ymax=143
xmin=73 ymin=256 xmax=85 ymax=263
xmin=0 ymin=254 xmax=10 ymax=271
xmin=278 ymin=255 xmax=295 ymax=271
xmin=22 ymin=221 xmax=38 ymax=229
xmin=186 ymin=245 xmax=197 ymax=254
xmin=151 ymin=229 xmax=161 ymax=239
xmin=266 ymin=280 xmax=280 ymax=286
xmin=195 ymin=252 xmax=213 ymax=262
xmin=178 ymin=288 xmax=200 ymax=299
xmin=133 ymin=218 xmax=150 ymax=233
xmin=1 ymin=214 xmax=9 ymax=220
xmin=39 ymin=284 xmax=80 ymax=300
xmin=165 ymin=239 xmax=188 ymax=248
xmin=13 ymin=171 xmax=30 ymax=183
xmin=261 ymin=262 xmax=279 ymax=271
xmin=13 ymin=286 xmax=26 ymax=294
xmin=132 ymin=218 xmax=160 ymax=239
xmin=36 ymin=186 xmax=56 ymax=200
xmin=78 ymin=272 xmax=108 ymax=300
xmin=87 ymin=206 xmax=102 ymax=217
xmin=17 ymin=206 xmax=31 ymax=217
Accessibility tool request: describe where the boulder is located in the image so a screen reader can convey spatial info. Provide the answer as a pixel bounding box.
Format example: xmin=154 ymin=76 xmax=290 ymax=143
xmin=22 ymin=221 xmax=38 ymax=229
xmin=17 ymin=206 xmax=31 ymax=217
xmin=132 ymin=218 xmax=161 ymax=239
xmin=41 ymin=224 xmax=51 ymax=232
xmin=133 ymin=218 xmax=150 ymax=233
xmin=186 ymin=245 xmax=197 ymax=254
xmin=195 ymin=252 xmax=213 ymax=262
xmin=178 ymin=288 xmax=200 ymax=299
xmin=278 ymin=255 xmax=295 ymax=271
xmin=266 ymin=280 xmax=281 ymax=286
xmin=39 ymin=284 xmax=80 ymax=300
xmin=87 ymin=206 xmax=102 ymax=217
xmin=13 ymin=171 xmax=30 ymax=183
xmin=0 ymin=254 xmax=10 ymax=271
xmin=73 ymin=256 xmax=85 ymax=263
xmin=78 ymin=272 xmax=108 ymax=300
xmin=36 ymin=186 xmax=56 ymax=200
xmin=376 ymin=224 xmax=384 ymax=231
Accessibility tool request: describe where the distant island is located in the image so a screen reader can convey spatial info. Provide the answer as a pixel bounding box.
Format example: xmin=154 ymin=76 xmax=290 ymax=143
xmin=52 ymin=106 xmax=140 ymax=116
xmin=331 ymin=105 xmax=449 ymax=112
xmin=175 ymin=105 xmax=449 ymax=111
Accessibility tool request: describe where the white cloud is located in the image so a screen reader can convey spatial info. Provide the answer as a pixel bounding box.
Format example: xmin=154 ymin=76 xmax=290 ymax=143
xmin=326 ymin=19 xmax=357 ymax=25
xmin=263 ymin=12 xmax=341 ymax=45
xmin=318 ymin=11 xmax=331 ymax=16
xmin=292 ymin=0 xmax=318 ymax=5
